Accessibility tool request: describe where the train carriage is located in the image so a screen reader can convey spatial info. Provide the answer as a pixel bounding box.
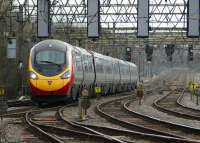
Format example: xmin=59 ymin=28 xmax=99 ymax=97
xmin=28 ymin=39 xmax=138 ymax=103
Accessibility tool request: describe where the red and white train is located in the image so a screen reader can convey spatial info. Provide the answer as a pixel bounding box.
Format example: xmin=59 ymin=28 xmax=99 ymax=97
xmin=28 ymin=39 xmax=138 ymax=103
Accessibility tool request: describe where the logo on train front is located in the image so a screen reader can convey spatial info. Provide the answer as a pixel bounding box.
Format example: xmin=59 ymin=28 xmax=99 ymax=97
xmin=48 ymin=80 xmax=52 ymax=85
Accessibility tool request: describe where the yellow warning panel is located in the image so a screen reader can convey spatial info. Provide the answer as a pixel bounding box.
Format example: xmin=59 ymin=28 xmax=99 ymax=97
xmin=190 ymin=82 xmax=198 ymax=91
xmin=0 ymin=88 xmax=5 ymax=96
xmin=95 ymin=87 xmax=102 ymax=94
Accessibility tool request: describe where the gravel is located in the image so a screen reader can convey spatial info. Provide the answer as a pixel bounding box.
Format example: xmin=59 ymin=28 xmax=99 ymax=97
xmin=0 ymin=120 xmax=26 ymax=143
xmin=62 ymin=94 xmax=133 ymax=130
xmin=128 ymin=91 xmax=200 ymax=129
xmin=0 ymin=116 xmax=45 ymax=143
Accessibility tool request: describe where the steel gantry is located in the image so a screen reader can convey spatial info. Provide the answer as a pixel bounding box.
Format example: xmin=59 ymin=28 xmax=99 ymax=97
xmin=1 ymin=0 xmax=199 ymax=45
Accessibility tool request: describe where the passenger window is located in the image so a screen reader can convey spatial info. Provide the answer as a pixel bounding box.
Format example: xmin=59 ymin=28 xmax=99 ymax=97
xmin=73 ymin=52 xmax=82 ymax=72
xmin=95 ymin=58 xmax=102 ymax=73
xmin=76 ymin=60 xmax=82 ymax=72
xmin=89 ymin=56 xmax=93 ymax=72
xmin=82 ymin=55 xmax=88 ymax=72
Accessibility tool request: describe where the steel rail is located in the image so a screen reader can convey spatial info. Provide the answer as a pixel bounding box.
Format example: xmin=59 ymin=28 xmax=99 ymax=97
xmin=31 ymin=118 xmax=112 ymax=143
xmin=25 ymin=111 xmax=63 ymax=143
xmin=58 ymin=106 xmax=126 ymax=143
xmin=25 ymin=103 xmax=122 ymax=143
xmin=154 ymin=89 xmax=200 ymax=120
xmin=124 ymin=98 xmax=200 ymax=142
xmin=8 ymin=99 xmax=32 ymax=107
xmin=95 ymin=96 xmax=183 ymax=138
xmin=76 ymin=123 xmax=200 ymax=143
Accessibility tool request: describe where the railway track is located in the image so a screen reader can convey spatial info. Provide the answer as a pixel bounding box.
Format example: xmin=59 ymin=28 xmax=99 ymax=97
xmin=1 ymin=68 xmax=193 ymax=142
xmin=4 ymin=71 xmax=192 ymax=142
xmin=96 ymin=96 xmax=179 ymax=137
xmin=154 ymin=89 xmax=200 ymax=120
xmin=75 ymin=122 xmax=200 ymax=143
xmin=59 ymin=102 xmax=200 ymax=143
xmin=8 ymin=99 xmax=32 ymax=107
xmin=25 ymin=104 xmax=125 ymax=143
xmin=124 ymin=97 xmax=200 ymax=141
xmin=25 ymin=106 xmax=64 ymax=143
xmin=0 ymin=99 xmax=34 ymax=118
xmin=178 ymin=91 xmax=200 ymax=112
xmin=0 ymin=106 xmax=36 ymax=118
xmin=95 ymin=95 xmax=200 ymax=142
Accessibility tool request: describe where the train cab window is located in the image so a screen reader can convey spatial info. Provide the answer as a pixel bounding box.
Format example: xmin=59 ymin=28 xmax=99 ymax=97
xmin=88 ymin=56 xmax=93 ymax=72
xmin=82 ymin=55 xmax=89 ymax=72
xmin=95 ymin=58 xmax=104 ymax=73
xmin=36 ymin=50 xmax=66 ymax=65
xmin=34 ymin=50 xmax=66 ymax=76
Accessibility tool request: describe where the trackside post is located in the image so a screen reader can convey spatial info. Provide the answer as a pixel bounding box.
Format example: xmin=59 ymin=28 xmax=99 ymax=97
xmin=137 ymin=83 xmax=144 ymax=105
xmin=79 ymin=88 xmax=91 ymax=120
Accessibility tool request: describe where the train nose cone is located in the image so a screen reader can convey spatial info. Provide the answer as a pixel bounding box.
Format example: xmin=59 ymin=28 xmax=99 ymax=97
xmin=35 ymin=79 xmax=64 ymax=91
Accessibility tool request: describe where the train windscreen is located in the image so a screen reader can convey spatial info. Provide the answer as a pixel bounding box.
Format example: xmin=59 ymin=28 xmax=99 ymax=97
xmin=34 ymin=50 xmax=66 ymax=76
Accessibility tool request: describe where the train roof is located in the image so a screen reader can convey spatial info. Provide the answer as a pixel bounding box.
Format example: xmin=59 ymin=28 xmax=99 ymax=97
xmin=126 ymin=61 xmax=137 ymax=67
xmin=34 ymin=39 xmax=67 ymax=47
xmin=73 ymin=46 xmax=92 ymax=56
xmin=33 ymin=39 xmax=137 ymax=68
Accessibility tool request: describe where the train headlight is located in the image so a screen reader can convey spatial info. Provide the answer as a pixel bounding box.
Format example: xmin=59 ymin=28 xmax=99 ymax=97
xmin=30 ymin=72 xmax=38 ymax=80
xmin=61 ymin=70 xmax=70 ymax=79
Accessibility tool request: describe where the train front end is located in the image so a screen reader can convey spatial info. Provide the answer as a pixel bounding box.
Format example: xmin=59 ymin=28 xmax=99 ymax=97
xmin=28 ymin=40 xmax=73 ymax=103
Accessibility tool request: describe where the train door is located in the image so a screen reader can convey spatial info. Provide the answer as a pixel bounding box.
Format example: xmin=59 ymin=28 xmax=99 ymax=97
xmin=82 ymin=54 xmax=90 ymax=86
xmin=73 ymin=50 xmax=84 ymax=85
